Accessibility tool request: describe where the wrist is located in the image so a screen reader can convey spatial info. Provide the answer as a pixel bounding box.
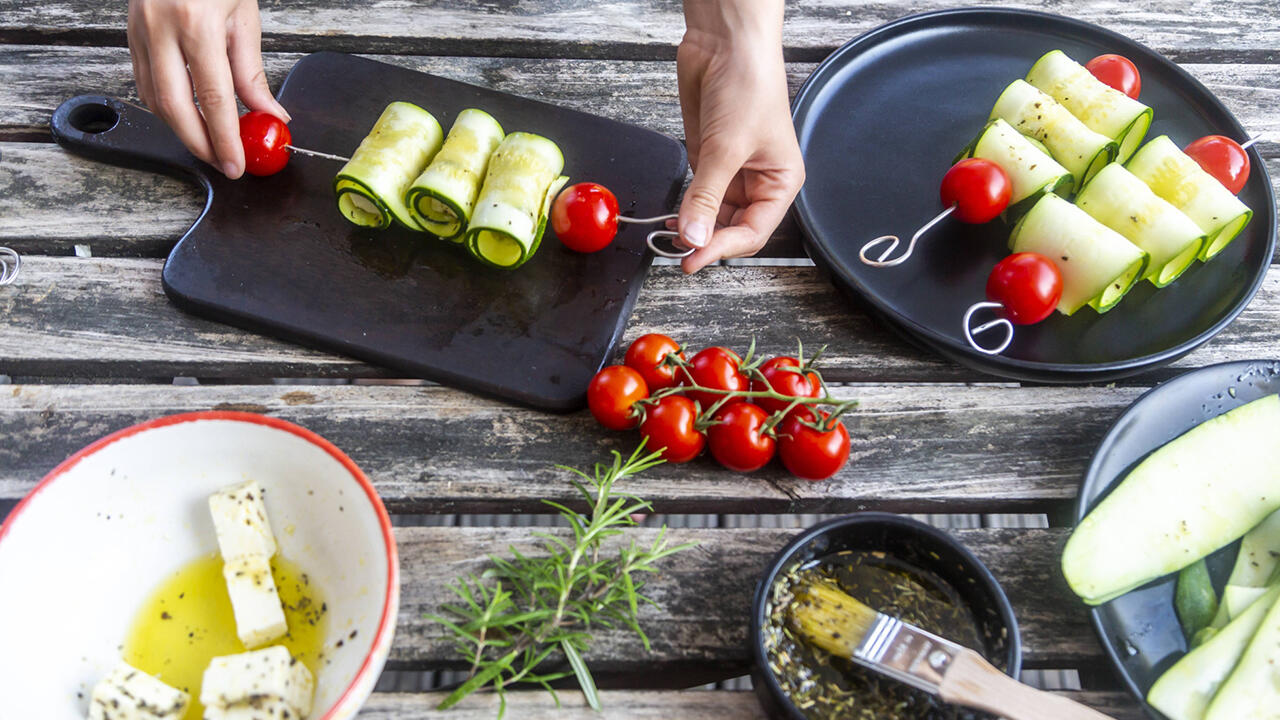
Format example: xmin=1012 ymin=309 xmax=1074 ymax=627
xmin=682 ymin=0 xmax=784 ymax=51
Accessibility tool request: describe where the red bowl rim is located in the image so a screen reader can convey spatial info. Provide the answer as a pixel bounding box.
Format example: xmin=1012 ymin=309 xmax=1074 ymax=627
xmin=0 ymin=410 xmax=399 ymax=718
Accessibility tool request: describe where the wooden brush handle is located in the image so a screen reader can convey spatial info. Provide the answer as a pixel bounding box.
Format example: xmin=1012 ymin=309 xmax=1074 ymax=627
xmin=939 ymin=648 xmax=1115 ymax=720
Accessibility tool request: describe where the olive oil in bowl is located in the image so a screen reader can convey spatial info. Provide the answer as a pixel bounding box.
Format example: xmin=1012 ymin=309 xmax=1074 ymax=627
xmin=123 ymin=553 xmax=327 ymax=719
xmin=764 ymin=550 xmax=991 ymax=720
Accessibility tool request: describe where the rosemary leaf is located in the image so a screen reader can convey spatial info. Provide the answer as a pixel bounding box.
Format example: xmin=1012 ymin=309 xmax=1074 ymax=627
xmin=430 ymin=443 xmax=695 ymax=715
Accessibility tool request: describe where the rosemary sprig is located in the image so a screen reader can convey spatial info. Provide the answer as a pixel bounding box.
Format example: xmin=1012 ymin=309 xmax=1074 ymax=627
xmin=428 ymin=443 xmax=697 ymax=716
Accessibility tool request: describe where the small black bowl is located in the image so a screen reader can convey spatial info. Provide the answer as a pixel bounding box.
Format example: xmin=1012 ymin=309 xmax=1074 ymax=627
xmin=749 ymin=513 xmax=1022 ymax=719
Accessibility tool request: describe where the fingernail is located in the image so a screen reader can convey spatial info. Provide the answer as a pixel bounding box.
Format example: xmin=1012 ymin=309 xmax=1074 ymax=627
xmin=683 ymin=221 xmax=709 ymax=248
xmin=278 ymin=105 xmax=292 ymax=122
xmin=222 ymin=161 xmax=240 ymax=179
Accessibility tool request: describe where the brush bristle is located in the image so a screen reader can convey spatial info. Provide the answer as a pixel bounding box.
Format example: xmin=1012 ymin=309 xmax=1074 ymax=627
xmin=787 ymin=581 xmax=880 ymax=658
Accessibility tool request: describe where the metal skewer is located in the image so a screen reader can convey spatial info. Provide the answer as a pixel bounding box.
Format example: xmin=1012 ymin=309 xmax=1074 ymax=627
xmin=0 ymin=247 xmax=20 ymax=286
xmin=619 ymin=213 xmax=694 ymax=258
xmin=285 ymin=144 xmax=350 ymax=163
xmin=962 ymin=301 xmax=1014 ymax=356
xmin=860 ymin=205 xmax=957 ymax=267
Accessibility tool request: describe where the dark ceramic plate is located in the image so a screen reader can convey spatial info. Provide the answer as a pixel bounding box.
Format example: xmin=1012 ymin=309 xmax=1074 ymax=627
xmin=51 ymin=52 xmax=688 ymax=411
xmin=791 ymin=9 xmax=1275 ymax=383
xmin=1075 ymin=359 xmax=1280 ymax=717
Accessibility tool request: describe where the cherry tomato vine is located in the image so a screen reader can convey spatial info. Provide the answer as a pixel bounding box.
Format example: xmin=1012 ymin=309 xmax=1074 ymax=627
xmin=587 ymin=336 xmax=856 ymax=480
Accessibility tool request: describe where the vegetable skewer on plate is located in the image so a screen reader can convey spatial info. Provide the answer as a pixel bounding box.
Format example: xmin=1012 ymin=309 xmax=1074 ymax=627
xmin=406 ymin=108 xmax=505 ymax=241
xmin=1026 ymin=50 xmax=1153 ymax=162
xmin=334 ymin=101 xmax=444 ymax=230
xmin=859 ymin=158 xmax=1011 ymax=266
xmin=990 ymin=79 xmax=1118 ymax=191
xmin=956 ymin=118 xmax=1073 ymax=217
xmin=1075 ymin=163 xmax=1207 ymax=287
xmin=1127 ymin=135 xmax=1253 ymax=260
xmin=466 ymin=132 xmax=569 ymax=269
xmin=1009 ymin=193 xmax=1147 ymax=315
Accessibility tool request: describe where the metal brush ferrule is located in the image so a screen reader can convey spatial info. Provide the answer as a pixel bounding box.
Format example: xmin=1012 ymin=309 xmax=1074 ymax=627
xmin=851 ymin=613 xmax=964 ymax=694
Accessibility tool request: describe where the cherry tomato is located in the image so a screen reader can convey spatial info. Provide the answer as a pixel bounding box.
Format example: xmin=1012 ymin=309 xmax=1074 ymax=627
xmin=639 ymin=395 xmax=705 ymax=463
xmin=680 ymin=346 xmax=747 ymax=409
xmin=751 ymin=356 xmax=820 ymax=415
xmin=239 ymin=111 xmax=291 ymax=177
xmin=586 ymin=365 xmax=648 ymax=431
xmin=1085 ymin=54 xmax=1141 ymax=99
xmin=551 ymin=182 xmax=619 ymax=253
xmin=939 ymin=159 xmax=1012 ymax=224
xmin=625 ymin=333 xmax=685 ymax=391
xmin=986 ymin=252 xmax=1063 ymax=325
xmin=1185 ymin=135 xmax=1250 ymax=194
xmin=707 ymin=402 xmax=776 ymax=472
xmin=776 ymin=409 xmax=850 ymax=481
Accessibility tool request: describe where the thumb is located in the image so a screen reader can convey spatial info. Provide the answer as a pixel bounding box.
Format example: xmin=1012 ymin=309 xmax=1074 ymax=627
xmin=678 ymin=144 xmax=739 ymax=249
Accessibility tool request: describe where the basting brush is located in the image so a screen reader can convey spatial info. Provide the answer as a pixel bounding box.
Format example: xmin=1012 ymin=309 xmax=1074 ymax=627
xmin=789 ymin=582 xmax=1114 ymax=720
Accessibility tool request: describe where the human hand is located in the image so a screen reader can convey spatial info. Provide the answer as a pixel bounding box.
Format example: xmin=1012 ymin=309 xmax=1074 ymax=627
xmin=675 ymin=0 xmax=803 ymax=273
xmin=127 ymin=0 xmax=290 ymax=179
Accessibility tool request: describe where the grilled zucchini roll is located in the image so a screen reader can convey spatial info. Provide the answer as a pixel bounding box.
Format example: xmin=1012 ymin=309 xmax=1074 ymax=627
xmin=990 ymin=79 xmax=1118 ymax=191
xmin=958 ymin=118 xmax=1074 ymax=217
xmin=406 ymin=109 xmax=505 ymax=241
xmin=1026 ymin=50 xmax=1153 ymax=163
xmin=1009 ymin=193 xmax=1148 ymax=315
xmin=465 ymin=132 xmax=568 ymax=269
xmin=1075 ymin=163 xmax=1207 ymax=287
xmin=334 ymin=102 xmax=443 ymax=230
xmin=1126 ymin=135 xmax=1253 ymax=260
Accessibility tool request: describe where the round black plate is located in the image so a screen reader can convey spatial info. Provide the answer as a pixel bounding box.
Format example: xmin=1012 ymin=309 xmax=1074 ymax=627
xmin=1075 ymin=360 xmax=1280 ymax=717
xmin=791 ymin=9 xmax=1276 ymax=383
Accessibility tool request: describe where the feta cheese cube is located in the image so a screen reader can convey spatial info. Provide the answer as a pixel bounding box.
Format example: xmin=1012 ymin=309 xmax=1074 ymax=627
xmin=202 ymin=696 xmax=296 ymax=720
xmin=200 ymin=646 xmax=314 ymax=717
xmin=87 ymin=661 xmax=189 ymax=720
xmin=209 ymin=481 xmax=277 ymax=560
xmin=222 ymin=554 xmax=287 ymax=648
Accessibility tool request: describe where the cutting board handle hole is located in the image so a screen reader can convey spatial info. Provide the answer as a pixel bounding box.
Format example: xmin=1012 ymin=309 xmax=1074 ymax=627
xmin=68 ymin=102 xmax=119 ymax=134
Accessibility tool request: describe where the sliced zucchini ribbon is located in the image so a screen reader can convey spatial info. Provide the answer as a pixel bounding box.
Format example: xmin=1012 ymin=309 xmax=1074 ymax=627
xmin=465 ymin=132 xmax=568 ymax=270
xmin=406 ymin=108 xmax=506 ymax=241
xmin=334 ymin=102 xmax=443 ymax=230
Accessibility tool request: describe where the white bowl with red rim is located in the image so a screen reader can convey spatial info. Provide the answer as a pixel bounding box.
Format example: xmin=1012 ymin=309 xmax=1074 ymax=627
xmin=0 ymin=411 xmax=399 ymax=719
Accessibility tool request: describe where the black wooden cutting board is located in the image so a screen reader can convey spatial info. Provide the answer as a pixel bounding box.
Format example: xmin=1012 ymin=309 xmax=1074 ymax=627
xmin=51 ymin=52 xmax=688 ymax=411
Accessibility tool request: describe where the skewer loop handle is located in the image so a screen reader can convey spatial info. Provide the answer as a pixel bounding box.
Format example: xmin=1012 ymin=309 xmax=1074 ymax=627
xmin=0 ymin=247 xmax=20 ymax=286
xmin=963 ymin=301 xmax=1014 ymax=356
xmin=859 ymin=205 xmax=956 ymax=267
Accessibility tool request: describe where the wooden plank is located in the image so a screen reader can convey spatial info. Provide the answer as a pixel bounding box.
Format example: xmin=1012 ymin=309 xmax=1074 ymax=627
xmin=355 ymin=689 xmax=1143 ymax=719
xmin=4 ymin=44 xmax=1279 ymax=145
xmin=2 ymin=47 xmax=1277 ymax=258
xmin=0 ymin=382 xmax=1147 ymax=513
xmin=385 ymin=526 xmax=1094 ymax=669
xmin=1 ymin=0 xmax=1278 ymax=62
xmin=2 ymin=256 xmax=1279 ymax=384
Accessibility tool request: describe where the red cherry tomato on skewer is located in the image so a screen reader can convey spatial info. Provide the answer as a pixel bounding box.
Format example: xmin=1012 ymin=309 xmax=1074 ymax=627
xmin=986 ymin=252 xmax=1063 ymax=325
xmin=964 ymin=252 xmax=1063 ymax=355
xmin=707 ymin=402 xmax=776 ymax=472
xmin=624 ymin=333 xmax=685 ymax=391
xmin=1086 ymin=54 xmax=1141 ymax=99
xmin=587 ymin=365 xmax=648 ymax=431
xmin=551 ymin=182 xmax=620 ymax=253
xmin=1184 ymin=135 xmax=1251 ymax=194
xmin=861 ymin=158 xmax=1011 ymax=267
xmin=940 ymin=158 xmax=1013 ymax=224
xmin=239 ymin=111 xmax=292 ymax=177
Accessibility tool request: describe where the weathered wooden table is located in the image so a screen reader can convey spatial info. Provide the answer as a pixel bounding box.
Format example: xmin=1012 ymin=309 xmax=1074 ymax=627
xmin=2 ymin=2 xmax=1278 ymax=717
